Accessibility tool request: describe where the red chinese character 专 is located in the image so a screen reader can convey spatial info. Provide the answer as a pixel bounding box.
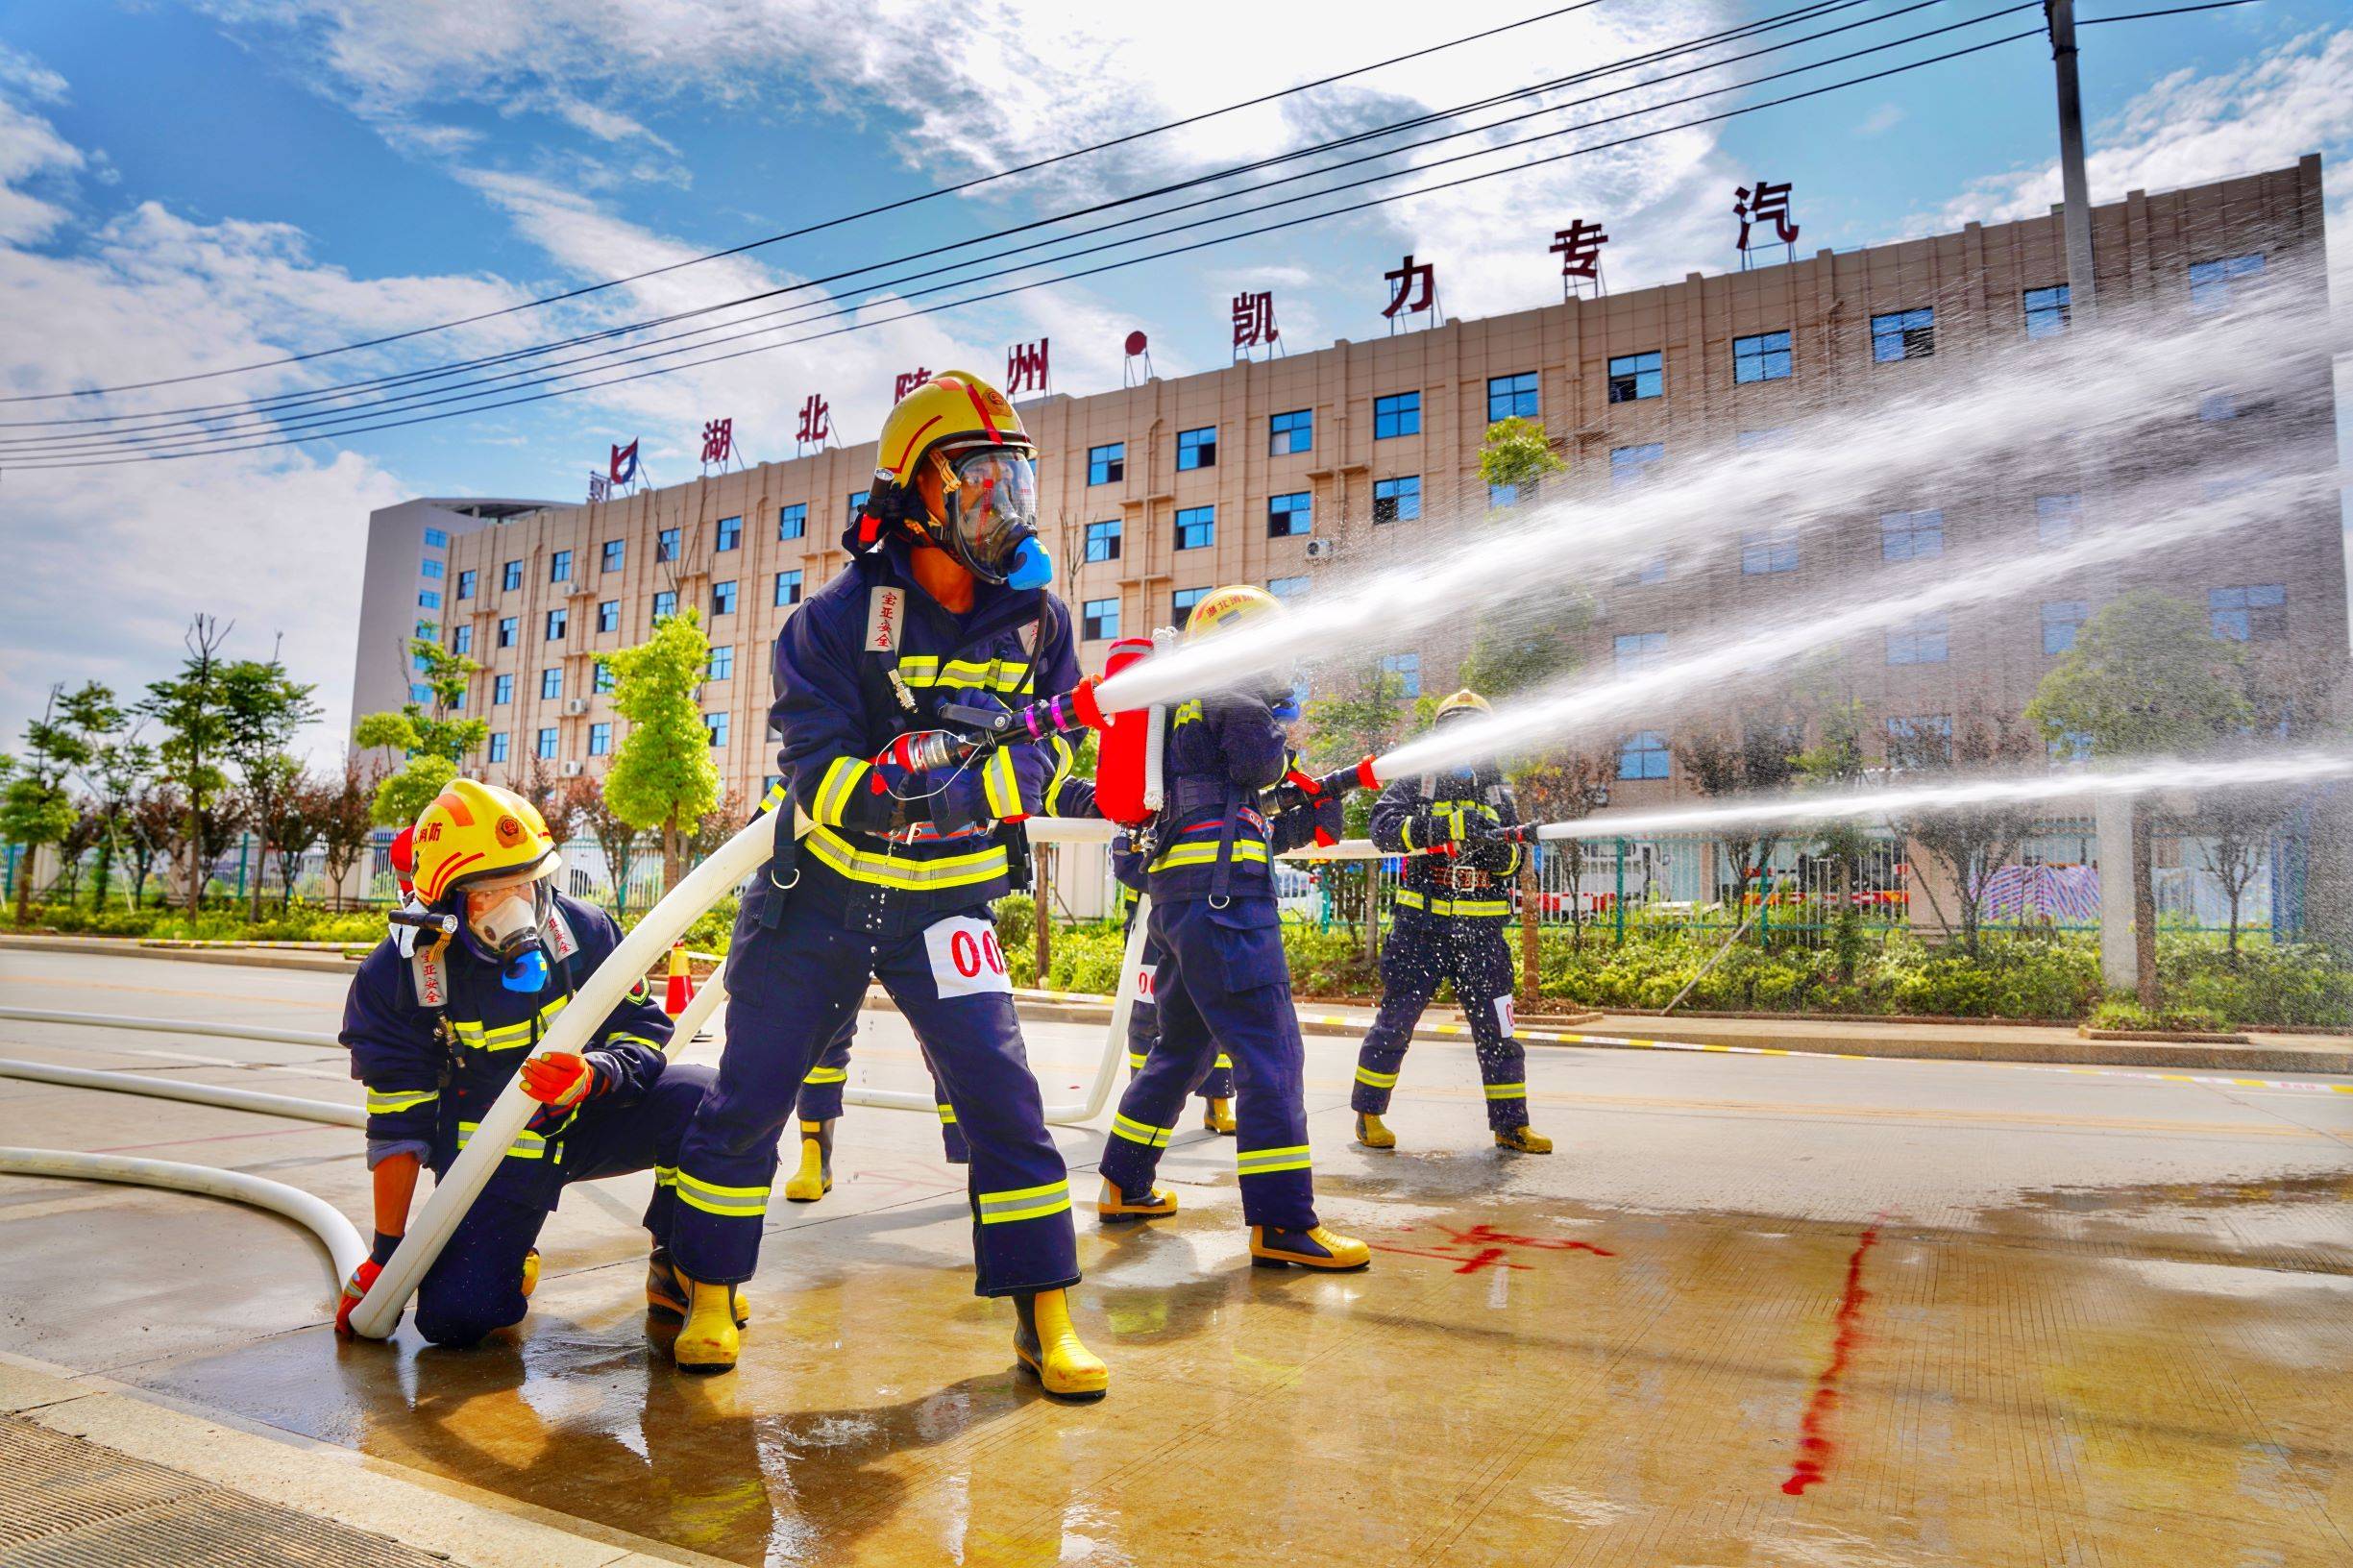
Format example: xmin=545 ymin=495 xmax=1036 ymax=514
xmin=1005 ymin=338 xmax=1049 ymax=397
xmin=893 ymin=367 xmax=931 ymax=402
xmin=1231 ymin=290 xmax=1278 ymax=350
xmin=699 ymin=418 xmax=732 ymax=466
xmin=1382 ymin=254 xmax=1436 ymax=318
xmin=1550 ymin=219 xmax=1609 ymax=281
xmin=796 ymin=394 xmax=830 ymax=446
xmin=1734 ymin=180 xmax=1800 ymax=250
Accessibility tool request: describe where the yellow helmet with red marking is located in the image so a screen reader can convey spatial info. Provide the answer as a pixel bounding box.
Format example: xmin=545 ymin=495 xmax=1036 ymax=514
xmin=860 ymin=371 xmax=1047 ymax=586
xmin=408 ymin=778 xmax=558 ymax=909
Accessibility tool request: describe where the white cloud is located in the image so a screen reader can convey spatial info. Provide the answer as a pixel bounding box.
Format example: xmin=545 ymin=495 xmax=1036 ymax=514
xmin=1856 ymin=103 xmax=1903 ymax=138
xmin=0 ymin=90 xmax=84 ymax=244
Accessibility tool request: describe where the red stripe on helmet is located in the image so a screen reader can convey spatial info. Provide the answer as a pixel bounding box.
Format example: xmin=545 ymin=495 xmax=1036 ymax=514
xmin=884 ymin=413 xmax=944 ymax=478
xmin=426 ymin=849 xmax=483 ymax=904
xmin=959 ymin=380 xmax=1004 ymax=444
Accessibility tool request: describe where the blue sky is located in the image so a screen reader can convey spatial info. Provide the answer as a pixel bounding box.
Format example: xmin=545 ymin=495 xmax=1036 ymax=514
xmin=1 ymin=0 xmax=2348 ymax=755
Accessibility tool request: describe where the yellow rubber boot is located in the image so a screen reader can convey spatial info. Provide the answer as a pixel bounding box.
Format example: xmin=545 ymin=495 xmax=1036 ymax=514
xmin=647 ymin=1248 xmax=750 ymax=1325
xmin=1013 ymin=1288 xmax=1108 ymax=1402
xmin=782 ymin=1119 xmax=833 ymax=1203
xmin=1495 ymin=1126 xmax=1555 ymax=1155
xmin=1203 ymin=1097 xmax=1237 ymax=1135
xmin=1355 ymin=1113 xmax=1396 ymax=1150
xmin=1250 ymin=1224 xmax=1373 ymax=1271
xmin=520 ymin=1247 xmax=541 ymax=1299
xmin=1097 ymin=1177 xmax=1177 ymax=1223
xmin=670 ymin=1267 xmax=743 ymax=1375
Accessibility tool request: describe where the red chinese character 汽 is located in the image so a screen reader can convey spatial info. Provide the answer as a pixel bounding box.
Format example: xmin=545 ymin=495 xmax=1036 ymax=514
xmin=1550 ymin=219 xmax=1609 ymax=281
xmin=1231 ymin=290 xmax=1279 ymax=349
xmin=1005 ymin=338 xmax=1049 ymax=397
xmin=699 ymin=417 xmax=732 ymax=465
xmin=796 ymin=394 xmax=830 ymax=446
xmin=1382 ymin=254 xmax=1436 ymax=318
xmin=1734 ymin=180 xmax=1800 ymax=250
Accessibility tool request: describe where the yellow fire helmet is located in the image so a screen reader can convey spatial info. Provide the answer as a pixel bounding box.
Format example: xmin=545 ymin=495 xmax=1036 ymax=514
xmin=1183 ymin=583 xmax=1286 ymax=641
xmin=1434 ymin=688 xmax=1493 ymax=723
xmin=860 ymin=371 xmax=1049 ymax=587
xmin=409 ymin=778 xmax=559 ymax=909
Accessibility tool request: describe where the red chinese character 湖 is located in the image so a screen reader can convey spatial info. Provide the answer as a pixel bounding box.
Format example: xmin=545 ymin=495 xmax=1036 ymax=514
xmin=699 ymin=418 xmax=732 ymax=465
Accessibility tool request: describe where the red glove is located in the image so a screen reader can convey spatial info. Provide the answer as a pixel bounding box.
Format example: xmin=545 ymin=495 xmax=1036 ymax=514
xmin=520 ymin=1050 xmax=598 ymax=1109
xmin=336 ymin=1260 xmax=381 ymax=1336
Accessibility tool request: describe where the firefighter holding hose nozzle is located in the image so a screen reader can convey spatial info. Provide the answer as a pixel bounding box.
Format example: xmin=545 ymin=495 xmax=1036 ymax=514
xmin=1352 ymin=690 xmax=1553 ymax=1155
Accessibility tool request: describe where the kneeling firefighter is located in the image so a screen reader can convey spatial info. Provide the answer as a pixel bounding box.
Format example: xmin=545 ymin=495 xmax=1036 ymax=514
xmin=337 ymin=779 xmax=727 ymax=1346
xmin=1352 ymin=690 xmax=1552 ymax=1155
xmin=1112 ymin=831 xmax=1236 ymax=1136
xmin=1094 ymin=586 xmax=1366 ymax=1270
xmin=664 ymin=371 xmax=1105 ymax=1395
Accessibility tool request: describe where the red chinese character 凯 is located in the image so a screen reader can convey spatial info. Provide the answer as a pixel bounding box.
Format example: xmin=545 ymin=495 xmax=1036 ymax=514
xmin=700 ymin=418 xmax=732 ymax=466
xmin=1231 ymin=290 xmax=1278 ymax=350
xmin=1550 ymin=219 xmax=1609 ymax=281
xmin=1382 ymin=254 xmax=1436 ymax=318
xmin=893 ymin=368 xmax=931 ymax=402
xmin=1734 ymin=180 xmax=1800 ymax=250
xmin=1006 ymin=338 xmax=1049 ymax=397
xmin=796 ymin=394 xmax=830 ymax=446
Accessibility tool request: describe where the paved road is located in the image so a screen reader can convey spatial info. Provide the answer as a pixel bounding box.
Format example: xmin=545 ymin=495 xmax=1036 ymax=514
xmin=2 ymin=945 xmax=2348 ymax=1566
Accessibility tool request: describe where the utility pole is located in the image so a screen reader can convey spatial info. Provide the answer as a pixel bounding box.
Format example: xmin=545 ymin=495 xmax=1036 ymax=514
xmin=2047 ymin=0 xmax=2096 ymax=322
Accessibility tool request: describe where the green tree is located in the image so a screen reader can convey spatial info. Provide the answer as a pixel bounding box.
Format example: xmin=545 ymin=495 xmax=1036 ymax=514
xmin=2026 ymin=591 xmax=2251 ymax=1004
xmin=260 ymin=765 xmax=331 ymax=910
xmin=221 ymin=653 xmax=323 ymax=919
xmin=355 ymin=639 xmax=488 ymax=829
xmin=61 ymin=685 xmax=153 ymax=912
xmin=1477 ymin=414 xmax=1565 ymax=503
xmin=1886 ymin=709 xmax=2041 ymax=957
xmin=4 ymin=684 xmax=93 ymax=920
xmin=316 ymin=759 xmax=380 ymax=911
xmin=1461 ymin=417 xmax=1584 ymax=698
xmin=569 ymin=772 xmax=645 ymax=915
xmin=1676 ymin=720 xmax=1802 ymax=917
xmin=1793 ymin=698 xmax=1873 ymax=979
xmin=137 ymin=615 xmax=240 ymax=913
xmin=602 ymin=609 xmax=721 ymax=892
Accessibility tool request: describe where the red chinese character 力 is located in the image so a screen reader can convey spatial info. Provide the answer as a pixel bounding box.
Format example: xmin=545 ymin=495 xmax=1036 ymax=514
xmin=796 ymin=394 xmax=830 ymax=446
xmin=1382 ymin=254 xmax=1436 ymax=319
xmin=1734 ymin=180 xmax=1800 ymax=250
xmin=1231 ymin=290 xmax=1278 ymax=349
xmin=1550 ymin=219 xmax=1609 ymax=281
xmin=1006 ymin=338 xmax=1049 ymax=396
xmin=700 ymin=418 xmax=732 ymax=466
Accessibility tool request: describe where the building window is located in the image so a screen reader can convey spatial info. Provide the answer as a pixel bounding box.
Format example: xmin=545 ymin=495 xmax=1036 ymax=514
xmin=595 ymin=662 xmax=615 ymax=695
xmin=1083 ymin=598 xmax=1120 ymax=641
xmin=716 ymin=515 xmax=741 ymax=552
xmin=545 ymin=608 xmax=567 ymax=641
xmin=540 ymin=668 xmax=562 ymax=700
xmin=1088 ymin=442 xmax=1125 ymax=484
xmin=1373 ymin=476 xmax=1421 ymax=523
xmin=535 ymin=727 xmax=558 ymax=761
xmin=1488 ymin=482 xmax=1519 ymax=510
xmin=1879 ymin=509 xmax=1945 ymax=562
xmin=1741 ymin=528 xmax=1799 ymax=575
xmin=2023 ymin=285 xmax=2070 ymax=339
xmin=1732 ymin=331 xmax=1791 ymax=383
xmin=1374 ymin=392 xmax=1421 ymax=439
xmin=1175 ymin=506 xmax=1214 ymax=551
xmin=705 ymin=711 xmax=730 ymax=748
xmin=653 ymin=589 xmax=677 ymax=621
xmin=1270 ymin=409 xmax=1312 ymax=455
xmin=712 ymin=580 xmax=737 ymax=617
xmin=1872 ymin=307 xmax=1934 ymax=362
xmin=1606 ymin=353 xmax=1662 ymax=403
xmin=412 ymin=649 xmax=431 ymax=674
xmin=1266 ymin=575 xmax=1311 ymax=601
xmin=488 ymin=732 xmax=510 ymax=764
xmin=1614 ymin=631 xmax=1667 ymax=674
xmin=2209 ymin=584 xmax=2285 ymax=642
xmin=777 ymin=503 xmax=806 ymax=541
xmin=597 ymin=600 xmax=620 ymax=633
xmin=502 ymin=559 xmax=523 ymax=591
xmin=708 ymin=646 xmax=734 ymax=681
xmin=420 ymin=558 xmax=444 ymax=579
xmin=1379 ymin=652 xmax=1422 ymax=698
xmin=2189 ymin=253 xmax=2264 ymax=312
xmin=1177 ymin=426 xmax=1217 ymax=471
xmin=1618 ymin=731 xmax=1671 ymax=781
xmin=1487 ymin=372 xmax=1539 ymax=422
xmin=456 ymin=569 xmax=476 ymax=600
xmin=493 ymin=674 xmax=514 ymax=705
xmin=423 ymin=527 xmax=449 ymax=548
xmin=773 ymin=571 xmax=803 ymax=607
xmin=418 ymin=590 xmax=442 ymax=609
xmin=847 ymin=490 xmax=868 ymax=524
xmin=601 ymin=538 xmax=625 ymax=572
xmin=656 ymin=527 xmax=679 ymax=563
xmin=589 ymin=723 xmax=612 ymax=756
xmin=447 ymin=689 xmax=465 ymax=711
xmin=497 ymin=616 xmax=517 ymax=648
xmin=1085 ymin=519 xmax=1121 ymax=562
xmin=1267 ymin=492 xmax=1312 ymax=538
xmin=452 ymin=625 xmax=473 ymax=655
xmin=1172 ymin=587 xmax=1209 ymax=621
xmin=1621 ymin=554 xmax=1669 ymax=586
xmin=1885 ymin=612 xmax=1949 ymax=665
xmin=2037 ymin=493 xmax=2081 ymax=545
xmin=550 ymin=550 xmax=572 ymax=584
xmin=1885 ymin=715 xmax=1953 ymax=763
xmin=1610 ymin=443 xmax=1663 ymax=488
xmin=2042 ymin=600 xmax=2089 ymax=655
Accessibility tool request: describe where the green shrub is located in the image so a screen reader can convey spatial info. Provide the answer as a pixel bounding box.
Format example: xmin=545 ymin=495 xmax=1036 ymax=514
xmin=2091 ymin=997 xmax=2231 ymax=1034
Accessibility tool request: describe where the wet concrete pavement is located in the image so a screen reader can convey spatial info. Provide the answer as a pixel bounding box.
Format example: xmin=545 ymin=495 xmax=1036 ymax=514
xmin=3 ymin=946 xmax=2349 ymax=1565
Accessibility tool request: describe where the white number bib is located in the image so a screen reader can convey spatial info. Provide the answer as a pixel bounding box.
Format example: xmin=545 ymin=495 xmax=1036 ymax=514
xmin=1494 ymin=994 xmax=1517 ymax=1040
xmin=1135 ymin=963 xmax=1157 ymax=1002
xmin=925 ymin=916 xmax=1012 ymax=998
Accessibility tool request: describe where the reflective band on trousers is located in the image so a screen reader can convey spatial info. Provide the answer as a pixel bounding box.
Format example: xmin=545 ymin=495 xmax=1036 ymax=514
xmin=804 ymin=824 xmax=1009 ymax=891
xmin=977 ymin=1179 xmax=1070 ymax=1224
xmin=654 ymin=1164 xmax=679 ymax=1188
xmin=1111 ymin=1113 xmax=1174 ymax=1148
xmin=674 ymin=1170 xmax=772 ymax=1217
xmin=366 ymin=1087 xmax=439 ymax=1115
xmin=1235 ymin=1143 xmax=1311 ymax=1177
xmin=456 ymin=1121 xmax=551 ymax=1160
xmin=1392 ymin=889 xmax=1510 ymax=919
xmin=802 ymin=1065 xmax=848 ymax=1085
xmin=937 ymin=1103 xmax=958 ymax=1124
xmin=1483 ymin=1082 xmax=1528 ymax=1100
xmin=1147 ymin=838 xmax=1270 ymax=874
xmin=1126 ymin=1051 xmax=1148 ymax=1070
xmin=1354 ymin=1066 xmax=1399 ymax=1089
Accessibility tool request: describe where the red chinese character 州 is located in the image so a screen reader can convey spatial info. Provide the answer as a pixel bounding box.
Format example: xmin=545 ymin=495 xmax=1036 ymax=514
xmin=1006 ymin=338 xmax=1049 ymax=396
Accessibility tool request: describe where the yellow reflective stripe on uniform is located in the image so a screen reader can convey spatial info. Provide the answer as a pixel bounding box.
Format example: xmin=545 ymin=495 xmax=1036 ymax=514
xmin=604 ymin=1033 xmax=665 ymax=1054
xmin=804 ymin=825 xmax=1009 ymax=891
xmin=674 ymin=1170 xmax=771 ymax=1217
xmin=1354 ymin=1066 xmax=1399 ymax=1089
xmin=366 ymin=1088 xmax=439 ymax=1115
xmin=813 ymin=755 xmax=870 ymax=827
xmin=451 ymin=993 xmax=572 ymax=1052
xmin=653 ymin=1165 xmax=678 ymax=1188
xmin=1173 ymin=698 xmax=1203 ymax=726
xmin=1483 ymin=1082 xmax=1528 ymax=1099
xmin=455 ymin=1121 xmax=550 ymax=1160
xmin=1236 ymin=1143 xmax=1312 ymax=1176
xmin=1391 ymin=888 xmax=1508 ymax=918
xmin=1126 ymin=1051 xmax=1148 ymax=1070
xmin=895 ymin=656 xmax=1033 ymax=693
xmin=1111 ymin=1113 xmax=1173 ymax=1148
xmin=625 ymin=978 xmax=652 ymax=1003
xmin=801 ymin=1066 xmax=848 ymax=1085
xmin=1043 ymin=734 xmax=1079 ymax=814
xmin=982 ymin=746 xmax=1020 ymax=820
xmin=977 ymin=1178 xmax=1070 ymax=1224
xmin=761 ymin=780 xmax=788 ymax=815
xmin=1147 ymin=839 xmax=1271 ymax=873
xmin=936 ymin=1103 xmax=958 ymax=1125
xmin=1213 ymin=1054 xmax=1232 ymax=1070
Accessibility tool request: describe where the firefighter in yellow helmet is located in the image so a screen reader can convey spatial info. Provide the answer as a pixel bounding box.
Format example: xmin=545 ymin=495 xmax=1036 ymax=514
xmin=1093 ymin=585 xmax=1366 ymax=1271
xmin=335 ymin=779 xmax=732 ymax=1345
xmin=662 ymin=372 xmax=1105 ymax=1394
xmin=1353 ymin=689 xmax=1553 ymax=1155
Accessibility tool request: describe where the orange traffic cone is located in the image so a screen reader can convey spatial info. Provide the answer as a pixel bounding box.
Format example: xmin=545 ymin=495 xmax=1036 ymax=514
xmin=663 ymin=943 xmax=695 ymax=1017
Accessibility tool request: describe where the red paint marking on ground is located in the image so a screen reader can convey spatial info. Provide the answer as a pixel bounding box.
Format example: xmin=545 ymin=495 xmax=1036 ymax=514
xmin=1781 ymin=1223 xmax=1881 ymax=1497
xmin=1369 ymin=1243 xmax=1532 ymax=1274
xmin=1436 ymin=1221 xmax=1616 ymax=1258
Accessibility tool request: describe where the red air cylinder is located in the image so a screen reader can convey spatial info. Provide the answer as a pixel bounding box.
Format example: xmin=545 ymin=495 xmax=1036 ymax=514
xmin=1088 ymin=638 xmax=1159 ymax=827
